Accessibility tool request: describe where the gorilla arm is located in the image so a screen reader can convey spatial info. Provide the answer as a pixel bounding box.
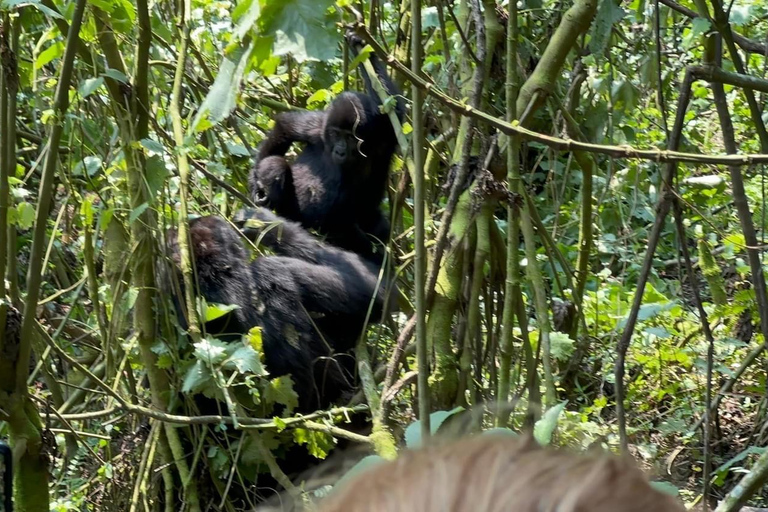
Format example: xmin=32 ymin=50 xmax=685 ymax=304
xmin=257 ymin=110 xmax=327 ymax=159
xmin=346 ymin=30 xmax=405 ymax=123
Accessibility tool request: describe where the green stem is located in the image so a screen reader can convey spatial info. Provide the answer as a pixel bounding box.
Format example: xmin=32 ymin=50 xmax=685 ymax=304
xmin=411 ymin=0 xmax=431 ymax=443
xmin=497 ymin=0 xmax=521 ymax=426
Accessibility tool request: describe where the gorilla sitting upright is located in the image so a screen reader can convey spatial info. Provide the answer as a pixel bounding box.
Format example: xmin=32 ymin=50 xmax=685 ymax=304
xmin=250 ymin=33 xmax=405 ymax=262
xmin=165 ymin=207 xmax=393 ymax=412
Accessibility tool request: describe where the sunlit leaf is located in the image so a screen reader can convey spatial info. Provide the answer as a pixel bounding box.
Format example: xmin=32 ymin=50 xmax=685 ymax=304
xmin=405 ymin=407 xmax=464 ymax=448
xmin=222 ymin=345 xmax=266 ymax=375
xmin=233 ymin=0 xmax=261 ymax=40
xmin=194 ymin=338 xmax=229 ymax=365
xmin=35 ymin=42 xmax=64 ymax=70
xmin=264 ymin=375 xmax=299 ymax=413
xmin=204 ymin=302 xmax=240 ymax=322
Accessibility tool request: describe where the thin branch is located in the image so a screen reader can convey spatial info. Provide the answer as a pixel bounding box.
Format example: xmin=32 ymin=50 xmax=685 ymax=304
xmin=349 ymin=23 xmax=768 ymax=166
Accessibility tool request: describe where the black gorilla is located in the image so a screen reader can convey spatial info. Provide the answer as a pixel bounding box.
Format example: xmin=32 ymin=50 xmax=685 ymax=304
xmin=249 ymin=34 xmax=405 ymax=262
xmin=165 ymin=207 xmax=392 ymax=412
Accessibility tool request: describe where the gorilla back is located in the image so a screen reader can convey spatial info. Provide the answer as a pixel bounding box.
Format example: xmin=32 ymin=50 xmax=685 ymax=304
xmin=165 ymin=210 xmax=393 ymax=412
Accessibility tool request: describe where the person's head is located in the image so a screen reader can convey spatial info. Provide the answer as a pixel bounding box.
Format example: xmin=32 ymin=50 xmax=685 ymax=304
xmin=319 ymin=435 xmax=686 ymax=512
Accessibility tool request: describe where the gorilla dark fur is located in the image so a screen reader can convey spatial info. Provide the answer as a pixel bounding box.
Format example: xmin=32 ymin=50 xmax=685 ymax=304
xmin=249 ymin=34 xmax=405 ymax=262
xmin=165 ymin=207 xmax=393 ymax=412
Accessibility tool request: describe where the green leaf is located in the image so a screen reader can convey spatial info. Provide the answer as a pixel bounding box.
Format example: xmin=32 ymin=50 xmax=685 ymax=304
xmin=346 ymin=45 xmax=373 ymax=72
xmin=35 ymin=42 xmax=64 ymax=70
xmin=224 ymin=142 xmax=250 ymax=157
xmin=79 ymin=77 xmax=104 ymax=98
xmin=192 ymin=40 xmax=255 ymax=132
xmin=81 ymin=196 xmax=95 ymax=225
xmin=260 ymin=0 xmax=338 ymax=63
xmin=140 ymin=138 xmax=165 ymax=154
xmin=649 ymin=481 xmax=680 ymax=497
xmin=293 ymin=428 xmax=334 ymax=458
xmin=533 ymin=401 xmax=567 ymax=446
xmin=182 ymin=360 xmax=213 ymax=393
xmin=87 ymin=0 xmax=112 ymax=11
xmin=306 ymin=88 xmax=332 ymax=108
xmin=222 ymin=345 xmax=266 ymax=375
xmin=422 ymin=6 xmax=439 ymax=29
xmin=264 ymin=375 xmax=299 ymax=413
xmin=102 ymin=68 xmax=129 ymax=84
xmin=482 ymin=427 xmax=518 ymax=437
xmin=74 ymin=155 xmax=102 ymax=177
xmin=636 ymin=302 xmax=675 ymax=322
xmin=14 ymin=202 xmax=36 ymax=229
xmin=687 ymin=18 xmax=712 ymax=47
xmin=1 ymin=0 xmax=64 ymax=18
xmin=405 ymin=407 xmax=464 ymax=448
xmin=109 ymin=0 xmax=136 ymax=34
xmin=128 ymin=202 xmax=149 ymax=224
xmin=145 ymin=156 xmax=170 ymax=198
xmin=204 ymin=302 xmax=240 ymax=322
xmin=194 ymin=338 xmax=229 ymax=366
xmin=233 ymin=0 xmax=261 ymax=40
xmin=588 ymin=0 xmax=624 ymax=59
xmin=550 ymin=331 xmax=575 ymax=362
xmin=246 ymin=326 xmax=264 ymax=355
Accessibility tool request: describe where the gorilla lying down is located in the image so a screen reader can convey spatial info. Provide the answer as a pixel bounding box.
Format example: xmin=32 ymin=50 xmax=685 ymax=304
xmin=166 ymin=207 xmax=394 ymax=412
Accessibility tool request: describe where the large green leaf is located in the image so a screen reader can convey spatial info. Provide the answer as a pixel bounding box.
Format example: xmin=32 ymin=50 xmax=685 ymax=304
xmin=405 ymin=407 xmax=464 ymax=448
xmin=232 ymin=0 xmax=261 ymax=40
xmin=192 ymin=40 xmax=255 ymax=133
xmin=264 ymin=375 xmax=299 ymax=413
xmin=222 ymin=345 xmax=266 ymax=375
xmin=182 ymin=360 xmax=214 ymax=393
xmin=1 ymin=0 xmax=63 ymax=18
xmin=194 ymin=338 xmax=229 ymax=366
xmin=533 ymin=401 xmax=567 ymax=446
xmin=260 ymin=0 xmax=338 ymax=63
xmin=588 ymin=0 xmax=624 ymax=59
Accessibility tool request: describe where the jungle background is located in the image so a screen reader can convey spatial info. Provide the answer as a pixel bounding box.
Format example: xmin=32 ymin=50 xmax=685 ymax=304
xmin=1 ymin=0 xmax=768 ymax=510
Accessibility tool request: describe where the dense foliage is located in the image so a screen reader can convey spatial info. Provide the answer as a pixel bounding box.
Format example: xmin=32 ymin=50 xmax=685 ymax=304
xmin=1 ymin=0 xmax=768 ymax=510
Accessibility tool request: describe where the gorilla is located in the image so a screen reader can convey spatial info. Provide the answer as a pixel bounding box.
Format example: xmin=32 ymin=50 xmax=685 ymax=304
xmin=249 ymin=33 xmax=405 ymax=262
xmin=165 ymin=207 xmax=394 ymax=412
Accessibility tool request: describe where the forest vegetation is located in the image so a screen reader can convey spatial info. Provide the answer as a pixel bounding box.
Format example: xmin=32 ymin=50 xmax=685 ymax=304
xmin=1 ymin=0 xmax=768 ymax=510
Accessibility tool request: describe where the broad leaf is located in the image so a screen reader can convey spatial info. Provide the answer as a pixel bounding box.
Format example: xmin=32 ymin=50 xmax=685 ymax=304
xmin=204 ymin=302 xmax=240 ymax=322
xmin=264 ymin=375 xmax=299 ymax=413
xmin=1 ymin=0 xmax=63 ymax=18
xmin=533 ymin=401 xmax=567 ymax=446
xmin=192 ymin=40 xmax=255 ymax=133
xmin=182 ymin=360 xmax=213 ymax=393
xmin=405 ymin=407 xmax=464 ymax=448
xmin=260 ymin=0 xmax=338 ymax=63
xmin=222 ymin=345 xmax=266 ymax=375
xmin=79 ymin=77 xmax=104 ymax=98
xmin=194 ymin=338 xmax=229 ymax=366
xmin=233 ymin=0 xmax=261 ymax=40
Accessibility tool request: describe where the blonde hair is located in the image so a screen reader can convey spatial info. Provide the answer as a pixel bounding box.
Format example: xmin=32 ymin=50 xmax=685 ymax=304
xmin=319 ymin=435 xmax=685 ymax=512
